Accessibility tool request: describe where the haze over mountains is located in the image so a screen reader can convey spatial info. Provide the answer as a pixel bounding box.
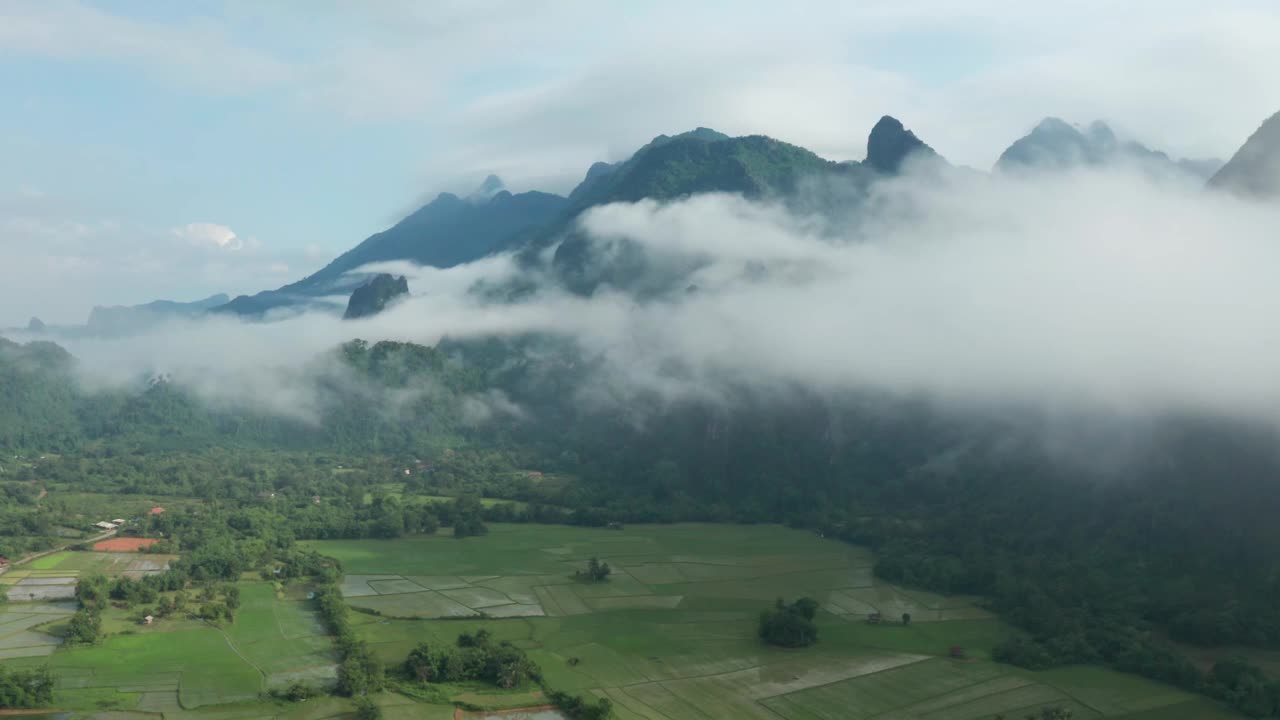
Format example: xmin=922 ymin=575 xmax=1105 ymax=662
xmin=195 ymin=113 xmax=1238 ymax=321
xmin=995 ymin=118 xmax=1223 ymax=178
xmin=10 ymin=294 xmax=230 ymax=338
xmin=13 ymin=108 xmax=1275 ymax=354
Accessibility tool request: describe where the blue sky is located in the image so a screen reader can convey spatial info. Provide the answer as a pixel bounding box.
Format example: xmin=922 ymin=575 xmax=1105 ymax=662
xmin=2 ymin=0 xmax=1279 ymax=325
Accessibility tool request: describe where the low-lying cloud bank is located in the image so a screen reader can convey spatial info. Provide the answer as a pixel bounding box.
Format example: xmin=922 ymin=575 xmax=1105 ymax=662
xmin=26 ymin=164 xmax=1280 ymax=426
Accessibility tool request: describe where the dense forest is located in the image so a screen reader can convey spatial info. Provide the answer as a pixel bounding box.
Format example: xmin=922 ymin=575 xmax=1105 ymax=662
xmin=5 ymin=331 xmax=1280 ymax=717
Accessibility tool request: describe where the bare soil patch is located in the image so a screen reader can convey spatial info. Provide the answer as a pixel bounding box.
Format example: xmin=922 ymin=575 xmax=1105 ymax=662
xmin=93 ymin=537 xmax=158 ymax=551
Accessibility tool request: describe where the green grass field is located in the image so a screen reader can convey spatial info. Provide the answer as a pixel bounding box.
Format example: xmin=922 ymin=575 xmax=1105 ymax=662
xmin=225 ymin=582 xmax=338 ymax=690
xmin=15 ymin=579 xmax=339 ymax=718
xmin=304 ymin=523 xmax=1242 ymax=720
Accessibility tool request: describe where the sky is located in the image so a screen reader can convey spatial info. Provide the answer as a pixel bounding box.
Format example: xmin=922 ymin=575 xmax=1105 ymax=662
xmin=2 ymin=0 xmax=1279 ymax=326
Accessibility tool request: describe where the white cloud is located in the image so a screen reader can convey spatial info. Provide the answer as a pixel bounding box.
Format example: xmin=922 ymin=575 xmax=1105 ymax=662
xmin=391 ymin=1 xmax=1280 ymax=191
xmin=173 ymin=222 xmax=242 ymax=251
xmin=41 ymin=163 xmax=1280 ymax=429
xmin=0 ymin=191 xmax=311 ymax=325
xmin=0 ymin=0 xmax=294 ymax=95
xmin=6 ymin=1 xmax=1278 ymax=183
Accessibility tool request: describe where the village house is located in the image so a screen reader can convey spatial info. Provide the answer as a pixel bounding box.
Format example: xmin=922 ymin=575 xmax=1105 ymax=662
xmin=0 ymin=556 xmax=9 ymax=568
xmin=94 ymin=521 xmax=118 ymax=531
xmin=111 ymin=518 xmax=126 ymax=525
xmin=149 ymin=506 xmax=165 ymax=516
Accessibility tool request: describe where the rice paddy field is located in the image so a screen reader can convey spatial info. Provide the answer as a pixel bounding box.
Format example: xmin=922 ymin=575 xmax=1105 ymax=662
xmin=304 ymin=524 xmax=1244 ymax=720
xmin=2 ymin=582 xmax=339 ymax=719
xmin=3 ymin=524 xmax=1243 ymax=719
xmin=1 ymin=550 xmax=176 ymax=602
xmin=0 ymin=601 xmax=75 ymax=660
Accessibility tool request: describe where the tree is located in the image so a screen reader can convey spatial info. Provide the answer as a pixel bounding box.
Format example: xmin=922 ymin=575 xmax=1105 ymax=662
xmin=337 ymin=647 xmax=384 ymax=696
xmin=401 ymin=633 xmax=541 ymax=690
xmin=792 ymin=597 xmax=818 ymax=620
xmin=758 ymin=598 xmax=819 ymax=648
xmin=546 ymin=689 xmax=614 ymax=720
xmin=577 ymin=557 xmax=612 ymax=582
xmin=404 ymin=642 xmax=436 ymax=682
xmin=224 ymin=584 xmax=241 ymax=610
xmin=451 ymin=496 xmax=488 ymax=539
xmin=902 ymin=612 xmax=912 ymax=626
xmin=457 ymin=629 xmax=491 ymax=648
xmin=0 ymin=665 xmax=55 ymax=709
xmin=353 ymin=695 xmax=382 ymax=720
xmin=66 ymin=609 xmax=101 ymax=644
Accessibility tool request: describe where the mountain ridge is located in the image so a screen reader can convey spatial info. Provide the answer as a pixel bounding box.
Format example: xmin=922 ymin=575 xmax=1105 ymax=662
xmin=215 ymin=181 xmax=567 ymax=317
xmin=996 ymin=117 xmax=1221 ymax=179
xmin=1209 ymin=110 xmax=1280 ymax=199
xmin=212 ymin=114 xmax=1235 ymax=316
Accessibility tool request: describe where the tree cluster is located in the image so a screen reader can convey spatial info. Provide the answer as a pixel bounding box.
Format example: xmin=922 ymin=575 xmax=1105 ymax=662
xmin=0 ymin=665 xmax=54 ymax=709
xmin=403 ymin=630 xmax=540 ymax=689
xmin=314 ymin=583 xmax=385 ymax=696
xmin=758 ymin=597 xmax=819 ymax=648
xmin=576 ymin=557 xmax=611 ymax=582
xmin=544 ymin=689 xmax=614 ymax=720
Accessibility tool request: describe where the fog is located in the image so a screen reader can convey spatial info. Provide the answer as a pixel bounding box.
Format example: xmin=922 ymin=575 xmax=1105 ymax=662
xmin=21 ymin=163 xmax=1280 ymax=426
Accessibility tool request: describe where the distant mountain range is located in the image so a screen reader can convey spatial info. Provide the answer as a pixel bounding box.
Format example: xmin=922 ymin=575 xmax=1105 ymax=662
xmin=86 ymin=294 xmax=230 ymax=335
xmin=35 ymin=111 xmax=1272 ymax=324
xmin=996 ymin=118 xmax=1222 ymax=179
xmin=13 ymin=293 xmax=230 ymax=339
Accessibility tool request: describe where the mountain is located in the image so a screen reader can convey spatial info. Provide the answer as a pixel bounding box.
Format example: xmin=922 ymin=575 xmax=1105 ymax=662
xmin=562 ymin=128 xmax=835 ymax=209
xmin=0 ymin=337 xmax=82 ymax=449
xmin=996 ymin=118 xmax=1221 ymax=179
xmin=213 ymin=119 xmax=959 ymax=312
xmin=343 ymin=274 xmax=409 ymax=320
xmin=1208 ymin=110 xmax=1280 ymax=199
xmin=567 ymin=161 xmax=620 ymax=204
xmin=25 ymin=317 xmax=45 ymax=333
xmin=865 ymin=115 xmax=941 ymax=174
xmin=544 ymin=127 xmax=873 ymax=292
xmin=85 ymin=293 xmax=229 ymax=335
xmin=216 ymin=178 xmax=567 ymax=317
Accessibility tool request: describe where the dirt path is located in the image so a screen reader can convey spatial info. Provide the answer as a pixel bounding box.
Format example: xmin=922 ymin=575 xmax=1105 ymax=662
xmin=216 ymin=625 xmax=268 ymax=686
